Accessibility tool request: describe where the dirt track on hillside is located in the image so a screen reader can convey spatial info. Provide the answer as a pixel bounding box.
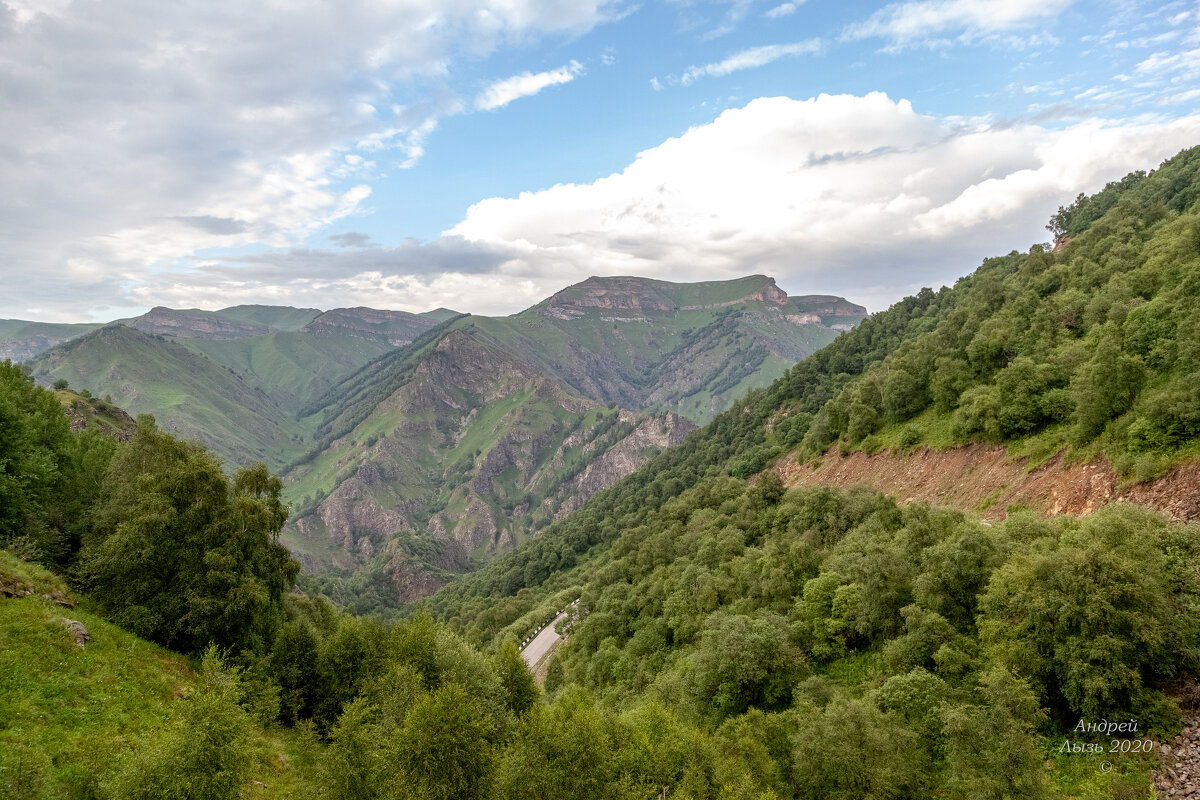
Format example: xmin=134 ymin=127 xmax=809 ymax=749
xmin=773 ymin=446 xmax=1200 ymax=522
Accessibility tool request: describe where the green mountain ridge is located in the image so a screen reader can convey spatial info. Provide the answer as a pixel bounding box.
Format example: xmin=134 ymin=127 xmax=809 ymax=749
xmin=30 ymin=325 xmax=312 ymax=466
xmin=23 ymin=276 xmax=863 ymax=606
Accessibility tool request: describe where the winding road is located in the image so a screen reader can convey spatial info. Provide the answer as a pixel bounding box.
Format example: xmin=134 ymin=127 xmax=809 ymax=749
xmin=521 ymin=611 xmax=567 ymax=669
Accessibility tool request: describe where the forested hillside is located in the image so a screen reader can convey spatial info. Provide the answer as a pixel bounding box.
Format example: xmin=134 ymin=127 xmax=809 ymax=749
xmin=429 ymin=145 xmax=1200 ymax=618
xmin=4 ymin=352 xmax=1193 ymax=798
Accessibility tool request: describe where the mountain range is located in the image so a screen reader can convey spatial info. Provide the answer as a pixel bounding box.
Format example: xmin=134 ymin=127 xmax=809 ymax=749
xmin=10 ymin=276 xmax=865 ymax=604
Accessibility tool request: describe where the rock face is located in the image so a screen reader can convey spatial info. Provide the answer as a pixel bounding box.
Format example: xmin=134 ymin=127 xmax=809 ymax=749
xmin=61 ymin=618 xmax=89 ymax=648
xmin=553 ymin=411 xmax=695 ymax=520
xmin=129 ymin=307 xmax=270 ymax=339
xmin=284 ymin=328 xmax=698 ymax=605
xmin=1154 ymin=690 xmax=1200 ymax=797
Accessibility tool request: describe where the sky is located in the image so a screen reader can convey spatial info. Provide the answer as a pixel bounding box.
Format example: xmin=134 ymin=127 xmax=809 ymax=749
xmin=3 ymin=0 xmax=1200 ymax=321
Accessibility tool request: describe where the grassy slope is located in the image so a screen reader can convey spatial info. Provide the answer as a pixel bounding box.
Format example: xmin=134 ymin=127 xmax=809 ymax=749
xmin=211 ymin=304 xmax=322 ymax=331
xmin=30 ymin=326 xmax=311 ymax=468
xmin=179 ymin=329 xmax=395 ymax=412
xmin=0 ymin=552 xmax=322 ymax=799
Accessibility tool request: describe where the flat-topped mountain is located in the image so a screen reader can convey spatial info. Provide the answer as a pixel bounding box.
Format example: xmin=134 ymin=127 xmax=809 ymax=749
xmin=543 ymin=274 xmax=791 ymax=317
xmin=474 ymin=275 xmax=865 ymax=422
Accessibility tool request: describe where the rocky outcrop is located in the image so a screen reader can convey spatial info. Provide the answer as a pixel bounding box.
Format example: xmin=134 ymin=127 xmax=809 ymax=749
xmin=61 ymin=618 xmax=90 ymax=648
xmin=129 ymin=307 xmax=269 ymax=339
xmin=1154 ymin=689 xmax=1200 ymax=797
xmin=787 ymin=295 xmax=869 ymax=326
xmin=317 ymin=476 xmax=412 ymax=555
xmin=553 ymin=411 xmax=696 ymax=519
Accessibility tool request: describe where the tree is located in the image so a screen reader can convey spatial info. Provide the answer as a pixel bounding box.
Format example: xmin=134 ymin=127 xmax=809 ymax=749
xmin=792 ymin=697 xmax=923 ymax=800
xmin=979 ymin=506 xmax=1191 ymax=720
xmin=76 ymin=417 xmax=297 ymax=655
xmin=494 ymin=640 xmax=539 ymax=716
xmin=686 ymin=612 xmax=805 ymax=718
xmin=491 ymin=688 xmax=614 ymax=800
xmin=269 ymin=620 xmax=320 ymax=724
xmin=396 ymin=685 xmax=494 ymax=800
xmin=0 ymin=360 xmax=77 ymax=562
xmin=940 ymin=670 xmax=1050 ymax=800
xmin=1071 ymin=326 xmax=1145 ymax=441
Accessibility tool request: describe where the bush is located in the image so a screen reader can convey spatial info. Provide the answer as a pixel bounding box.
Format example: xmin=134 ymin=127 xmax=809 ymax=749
xmin=101 ymin=649 xmax=252 ymax=800
xmin=979 ymin=506 xmax=1196 ymax=719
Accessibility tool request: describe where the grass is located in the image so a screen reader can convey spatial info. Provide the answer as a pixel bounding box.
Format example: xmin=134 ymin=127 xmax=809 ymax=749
xmin=0 ymin=552 xmax=194 ymax=796
xmin=815 ymin=651 xmax=882 ymax=698
xmin=0 ymin=550 xmax=326 ymax=799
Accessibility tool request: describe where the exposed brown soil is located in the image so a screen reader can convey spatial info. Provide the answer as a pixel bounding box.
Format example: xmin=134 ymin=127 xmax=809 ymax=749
xmin=773 ymin=445 xmax=1200 ymax=522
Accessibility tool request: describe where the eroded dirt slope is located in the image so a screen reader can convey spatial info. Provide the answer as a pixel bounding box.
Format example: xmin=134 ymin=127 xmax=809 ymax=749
xmin=774 ymin=445 xmax=1200 ymax=522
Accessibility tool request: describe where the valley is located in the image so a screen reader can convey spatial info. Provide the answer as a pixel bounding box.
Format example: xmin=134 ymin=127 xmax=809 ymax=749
xmin=10 ymin=275 xmax=863 ymax=606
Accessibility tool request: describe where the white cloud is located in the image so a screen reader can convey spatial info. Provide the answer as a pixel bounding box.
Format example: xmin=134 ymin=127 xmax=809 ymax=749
xmin=445 ymin=93 xmax=1200 ymax=313
xmin=844 ymin=0 xmax=1075 ymax=47
xmin=0 ymin=0 xmax=620 ymax=319
xmin=765 ymin=3 xmax=799 ymax=20
xmin=475 ymin=61 xmax=584 ymax=111
xmin=1136 ymin=47 xmax=1200 ymax=81
xmin=680 ymin=39 xmax=822 ymax=84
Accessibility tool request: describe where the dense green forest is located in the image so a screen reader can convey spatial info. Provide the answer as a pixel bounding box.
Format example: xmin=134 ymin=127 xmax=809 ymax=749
xmin=5 ymin=145 xmax=1200 ymax=799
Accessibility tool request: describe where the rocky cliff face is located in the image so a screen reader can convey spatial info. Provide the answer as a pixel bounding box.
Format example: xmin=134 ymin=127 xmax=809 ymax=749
xmin=285 ymin=328 xmax=701 ymax=605
xmin=543 ymin=274 xmax=792 ymax=319
xmin=552 ymin=411 xmax=695 ymax=520
xmin=787 ymin=295 xmax=868 ymax=325
xmin=129 ymin=307 xmax=270 ymax=339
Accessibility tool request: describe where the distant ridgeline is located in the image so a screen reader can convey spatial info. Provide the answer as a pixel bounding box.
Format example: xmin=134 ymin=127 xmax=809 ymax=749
xmin=10 ymin=279 xmax=864 ymax=608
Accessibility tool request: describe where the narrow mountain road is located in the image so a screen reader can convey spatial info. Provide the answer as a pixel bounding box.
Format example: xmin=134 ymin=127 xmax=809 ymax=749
xmin=521 ymin=612 xmax=567 ymax=669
